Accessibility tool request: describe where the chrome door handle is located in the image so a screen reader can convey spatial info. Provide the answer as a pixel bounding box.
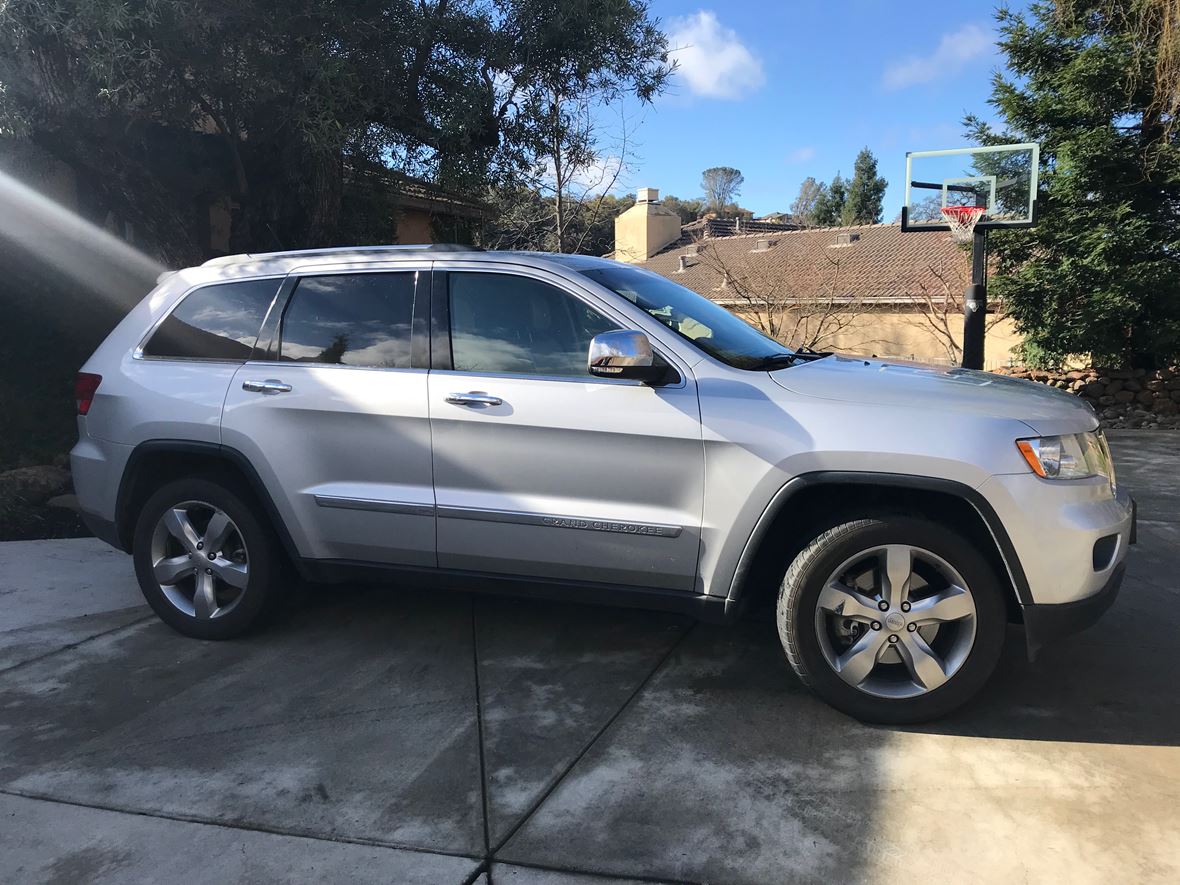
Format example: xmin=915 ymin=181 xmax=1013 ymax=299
xmin=242 ymin=379 xmax=292 ymax=395
xmin=445 ymin=391 xmax=503 ymax=407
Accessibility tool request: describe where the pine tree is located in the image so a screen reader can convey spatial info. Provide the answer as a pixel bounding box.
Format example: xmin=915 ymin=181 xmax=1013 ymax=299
xmin=812 ymin=174 xmax=847 ymax=226
xmin=841 ymin=148 xmax=887 ymax=225
xmin=971 ymin=0 xmax=1180 ymax=367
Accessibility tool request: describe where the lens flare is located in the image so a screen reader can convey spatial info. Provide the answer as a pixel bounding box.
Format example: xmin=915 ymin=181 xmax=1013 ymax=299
xmin=0 ymin=169 xmax=167 ymax=310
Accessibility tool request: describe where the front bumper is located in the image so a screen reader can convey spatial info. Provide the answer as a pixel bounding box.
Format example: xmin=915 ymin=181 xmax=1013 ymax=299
xmin=1018 ymin=493 xmax=1136 ymax=659
xmin=1022 ymin=562 xmax=1125 ymax=660
xmin=978 ymin=473 xmax=1135 ymax=606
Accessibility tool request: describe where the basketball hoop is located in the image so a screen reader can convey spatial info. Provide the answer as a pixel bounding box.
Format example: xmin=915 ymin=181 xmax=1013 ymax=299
xmin=940 ymin=205 xmax=986 ymax=243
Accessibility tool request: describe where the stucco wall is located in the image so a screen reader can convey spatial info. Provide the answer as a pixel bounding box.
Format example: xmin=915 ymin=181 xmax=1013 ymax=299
xmin=731 ymin=307 xmax=1021 ymax=369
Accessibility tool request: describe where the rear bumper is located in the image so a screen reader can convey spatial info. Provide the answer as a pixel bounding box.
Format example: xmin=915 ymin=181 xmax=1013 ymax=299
xmin=1022 ymin=562 xmax=1124 ymax=659
xmin=79 ymin=508 xmax=126 ymax=551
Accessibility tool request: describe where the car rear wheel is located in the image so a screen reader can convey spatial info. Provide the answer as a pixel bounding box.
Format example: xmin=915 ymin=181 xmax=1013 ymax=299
xmin=777 ymin=514 xmax=1006 ymax=723
xmin=132 ymin=477 xmax=284 ymax=639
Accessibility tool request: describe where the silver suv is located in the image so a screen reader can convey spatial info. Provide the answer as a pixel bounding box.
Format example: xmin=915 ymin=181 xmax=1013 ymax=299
xmin=72 ymin=246 xmax=1135 ymax=722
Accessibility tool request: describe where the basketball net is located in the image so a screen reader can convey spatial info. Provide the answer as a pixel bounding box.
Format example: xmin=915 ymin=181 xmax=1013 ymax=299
xmin=940 ymin=205 xmax=986 ymax=243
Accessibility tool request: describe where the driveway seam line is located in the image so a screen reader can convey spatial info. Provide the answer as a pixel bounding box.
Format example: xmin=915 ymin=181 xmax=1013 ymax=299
xmin=0 ymin=786 xmax=484 ymax=862
xmin=489 ymin=621 xmax=696 ymax=858
xmin=0 ymin=613 xmax=154 ymax=676
xmin=471 ymin=596 xmax=493 ymax=862
xmin=492 ymin=857 xmax=700 ymax=884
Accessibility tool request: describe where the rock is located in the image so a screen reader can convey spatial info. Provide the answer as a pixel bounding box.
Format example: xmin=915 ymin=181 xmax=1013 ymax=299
xmin=1066 ymin=370 xmax=1086 ymax=380
xmin=1083 ymin=381 xmax=1106 ymax=398
xmin=1147 ymin=379 xmax=1165 ymax=392
xmin=1137 ymin=390 xmax=1157 ymax=406
xmin=1104 ymin=379 xmax=1124 ymax=394
xmin=1171 ymin=390 xmax=1180 ymax=403
xmin=52 ymin=452 xmax=72 ymax=469
xmin=0 ymin=465 xmax=71 ymax=504
xmin=46 ymin=493 xmax=79 ymax=511
xmin=1165 ymin=378 xmax=1180 ymax=390
xmin=1098 ymin=394 xmax=1115 ymax=406
xmin=1124 ymin=380 xmax=1142 ymax=392
xmin=1153 ymin=398 xmax=1179 ymax=415
xmin=1114 ymin=390 xmax=1137 ymax=404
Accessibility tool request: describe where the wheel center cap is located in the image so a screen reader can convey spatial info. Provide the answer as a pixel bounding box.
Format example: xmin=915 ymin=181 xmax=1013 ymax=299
xmin=885 ymin=612 xmax=906 ymax=632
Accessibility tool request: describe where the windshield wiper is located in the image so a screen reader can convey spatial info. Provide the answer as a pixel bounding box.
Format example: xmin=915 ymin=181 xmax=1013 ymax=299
xmin=750 ymin=347 xmax=832 ymax=371
xmin=749 ymin=353 xmax=799 ymax=370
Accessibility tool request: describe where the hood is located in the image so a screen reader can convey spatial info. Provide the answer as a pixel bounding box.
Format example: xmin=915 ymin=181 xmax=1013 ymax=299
xmin=770 ymin=355 xmax=1099 ymax=435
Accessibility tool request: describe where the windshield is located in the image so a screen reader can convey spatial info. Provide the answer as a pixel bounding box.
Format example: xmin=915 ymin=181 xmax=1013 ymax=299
xmin=579 ymin=264 xmax=793 ymax=370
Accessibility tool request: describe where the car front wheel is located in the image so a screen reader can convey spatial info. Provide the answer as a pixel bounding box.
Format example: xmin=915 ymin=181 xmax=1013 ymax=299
xmin=777 ymin=514 xmax=1006 ymax=723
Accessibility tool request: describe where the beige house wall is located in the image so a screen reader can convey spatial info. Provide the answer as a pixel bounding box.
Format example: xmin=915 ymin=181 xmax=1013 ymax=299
xmin=824 ymin=311 xmax=1021 ymax=369
xmin=732 ymin=308 xmax=1022 ymax=369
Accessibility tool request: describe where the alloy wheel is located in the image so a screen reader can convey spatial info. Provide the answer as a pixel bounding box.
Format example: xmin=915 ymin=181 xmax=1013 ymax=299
xmin=814 ymin=544 xmax=977 ymax=699
xmin=150 ymin=500 xmax=250 ymax=620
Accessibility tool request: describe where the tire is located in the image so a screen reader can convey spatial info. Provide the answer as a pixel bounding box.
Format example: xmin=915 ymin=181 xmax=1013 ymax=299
xmin=132 ymin=476 xmax=285 ymax=639
xmin=777 ymin=514 xmax=1006 ymax=724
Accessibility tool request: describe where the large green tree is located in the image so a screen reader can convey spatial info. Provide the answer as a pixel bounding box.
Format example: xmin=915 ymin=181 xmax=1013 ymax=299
xmin=841 ymin=147 xmax=886 ymax=225
xmin=969 ymin=0 xmax=1180 ymax=367
xmin=0 ymin=0 xmax=670 ymax=264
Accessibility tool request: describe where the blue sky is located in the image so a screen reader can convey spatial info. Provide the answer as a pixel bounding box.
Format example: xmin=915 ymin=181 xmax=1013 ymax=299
xmin=605 ymin=1 xmax=1030 ymax=219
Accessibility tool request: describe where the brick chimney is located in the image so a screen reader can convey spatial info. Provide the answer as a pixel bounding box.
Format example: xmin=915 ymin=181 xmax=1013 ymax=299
xmin=613 ymin=187 xmax=682 ymax=263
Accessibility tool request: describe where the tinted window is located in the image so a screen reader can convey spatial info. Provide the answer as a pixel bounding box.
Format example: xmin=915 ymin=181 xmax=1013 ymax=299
xmin=144 ymin=278 xmax=279 ymax=360
xmin=449 ymin=273 xmax=617 ymax=376
xmin=280 ymin=273 xmax=415 ymax=368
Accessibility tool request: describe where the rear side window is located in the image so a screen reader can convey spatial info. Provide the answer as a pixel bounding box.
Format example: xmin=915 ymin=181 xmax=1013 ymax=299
xmin=143 ymin=279 xmax=279 ymax=361
xmin=279 ymin=273 xmax=415 ymax=368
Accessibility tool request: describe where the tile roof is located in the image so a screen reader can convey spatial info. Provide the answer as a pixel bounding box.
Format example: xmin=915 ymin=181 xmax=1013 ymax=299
xmin=344 ymin=164 xmax=487 ymax=218
xmin=636 ymin=223 xmax=972 ymax=305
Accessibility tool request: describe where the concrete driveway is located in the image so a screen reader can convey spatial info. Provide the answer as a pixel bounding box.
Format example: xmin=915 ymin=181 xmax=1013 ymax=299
xmin=1 ymin=431 xmax=1178 ymax=884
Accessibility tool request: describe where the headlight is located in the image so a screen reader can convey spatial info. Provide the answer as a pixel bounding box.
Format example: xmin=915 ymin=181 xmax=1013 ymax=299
xmin=1016 ymin=431 xmax=1116 ymax=490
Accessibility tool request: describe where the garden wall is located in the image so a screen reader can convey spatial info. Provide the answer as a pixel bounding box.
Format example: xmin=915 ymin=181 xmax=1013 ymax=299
xmin=992 ymin=365 xmax=1180 ymax=429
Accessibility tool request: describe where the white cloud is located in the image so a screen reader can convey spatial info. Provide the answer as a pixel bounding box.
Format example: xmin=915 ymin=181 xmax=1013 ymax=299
xmin=539 ymin=154 xmax=627 ymax=197
xmin=882 ymin=23 xmax=993 ymax=91
xmin=666 ymin=11 xmax=765 ymax=100
xmin=786 ymin=146 xmax=816 ymax=164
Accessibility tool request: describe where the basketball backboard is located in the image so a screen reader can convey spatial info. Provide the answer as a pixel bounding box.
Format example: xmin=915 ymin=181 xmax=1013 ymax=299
xmin=901 ymin=143 xmax=1039 ymax=231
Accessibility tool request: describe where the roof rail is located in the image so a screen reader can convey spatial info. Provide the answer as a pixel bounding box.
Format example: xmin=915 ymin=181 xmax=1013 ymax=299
xmin=201 ymin=243 xmax=483 ymax=267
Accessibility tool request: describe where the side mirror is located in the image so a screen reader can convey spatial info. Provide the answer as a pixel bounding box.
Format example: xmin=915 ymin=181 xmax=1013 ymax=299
xmin=588 ymin=330 xmax=671 ymax=384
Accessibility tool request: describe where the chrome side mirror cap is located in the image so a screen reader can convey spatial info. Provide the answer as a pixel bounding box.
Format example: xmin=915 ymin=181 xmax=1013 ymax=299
xmin=588 ymin=330 xmax=672 ymax=384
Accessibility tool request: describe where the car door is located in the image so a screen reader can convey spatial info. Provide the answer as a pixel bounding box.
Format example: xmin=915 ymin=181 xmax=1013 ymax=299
xmin=221 ymin=267 xmax=435 ymax=566
xmin=428 ymin=266 xmax=704 ymax=591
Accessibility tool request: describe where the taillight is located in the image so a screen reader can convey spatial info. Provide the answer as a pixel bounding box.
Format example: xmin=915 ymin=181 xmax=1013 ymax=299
xmin=75 ymin=372 xmax=102 ymax=415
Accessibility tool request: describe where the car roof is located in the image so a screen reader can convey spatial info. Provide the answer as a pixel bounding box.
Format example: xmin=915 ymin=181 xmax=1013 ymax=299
xmin=196 ymin=245 xmax=619 ymax=276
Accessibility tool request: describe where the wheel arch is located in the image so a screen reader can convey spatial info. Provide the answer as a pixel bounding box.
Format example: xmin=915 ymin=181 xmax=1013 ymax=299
xmin=115 ymin=440 xmax=305 ymax=575
xmin=726 ymin=472 xmax=1032 ymax=618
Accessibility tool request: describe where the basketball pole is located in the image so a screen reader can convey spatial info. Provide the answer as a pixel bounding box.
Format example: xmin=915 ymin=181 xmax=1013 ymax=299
xmin=962 ymin=226 xmax=987 ymax=370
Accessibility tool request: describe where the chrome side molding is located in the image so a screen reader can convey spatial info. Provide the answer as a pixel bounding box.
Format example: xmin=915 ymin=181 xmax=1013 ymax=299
xmin=312 ymin=495 xmax=682 ymax=538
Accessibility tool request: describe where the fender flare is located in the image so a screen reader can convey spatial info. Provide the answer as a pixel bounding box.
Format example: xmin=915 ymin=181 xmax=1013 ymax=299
xmin=115 ymin=439 xmax=307 ymax=575
xmin=725 ymin=471 xmax=1033 ymax=607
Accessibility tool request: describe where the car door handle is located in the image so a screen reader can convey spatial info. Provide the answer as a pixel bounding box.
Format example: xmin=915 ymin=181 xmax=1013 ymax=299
xmin=445 ymin=391 xmax=503 ymax=407
xmin=242 ymin=379 xmax=292 ymax=395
